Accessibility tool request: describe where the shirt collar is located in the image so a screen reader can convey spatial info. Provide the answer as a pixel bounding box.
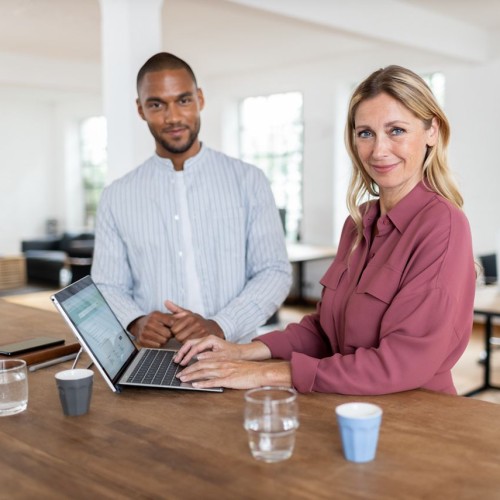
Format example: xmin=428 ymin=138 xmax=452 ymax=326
xmin=362 ymin=181 xmax=437 ymax=234
xmin=385 ymin=181 xmax=437 ymax=233
xmin=153 ymin=142 xmax=207 ymax=172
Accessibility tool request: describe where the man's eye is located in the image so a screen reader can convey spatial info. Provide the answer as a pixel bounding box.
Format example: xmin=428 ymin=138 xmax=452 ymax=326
xmin=147 ymin=102 xmax=162 ymax=109
xmin=179 ymin=97 xmax=192 ymax=105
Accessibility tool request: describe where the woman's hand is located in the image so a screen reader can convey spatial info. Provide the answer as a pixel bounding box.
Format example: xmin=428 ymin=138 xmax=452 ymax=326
xmin=176 ymin=359 xmax=292 ymax=390
xmin=173 ymin=336 xmax=271 ymax=366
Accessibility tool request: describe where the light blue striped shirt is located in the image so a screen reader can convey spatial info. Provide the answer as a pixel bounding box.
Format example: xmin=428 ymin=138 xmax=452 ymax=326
xmin=91 ymin=144 xmax=292 ymax=343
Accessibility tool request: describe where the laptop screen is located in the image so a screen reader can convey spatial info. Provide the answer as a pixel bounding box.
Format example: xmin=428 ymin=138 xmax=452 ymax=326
xmin=52 ymin=276 xmax=136 ymax=382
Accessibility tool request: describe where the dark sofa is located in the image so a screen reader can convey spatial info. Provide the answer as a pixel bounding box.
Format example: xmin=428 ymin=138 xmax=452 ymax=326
xmin=21 ymin=232 xmax=94 ymax=285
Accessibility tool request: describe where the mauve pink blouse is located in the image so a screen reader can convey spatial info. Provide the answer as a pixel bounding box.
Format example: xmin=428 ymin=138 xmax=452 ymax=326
xmin=258 ymin=182 xmax=476 ymax=395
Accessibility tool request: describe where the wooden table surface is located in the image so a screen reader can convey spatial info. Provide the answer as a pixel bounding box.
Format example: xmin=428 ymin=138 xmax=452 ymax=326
xmin=2 ymin=300 xmax=500 ymax=499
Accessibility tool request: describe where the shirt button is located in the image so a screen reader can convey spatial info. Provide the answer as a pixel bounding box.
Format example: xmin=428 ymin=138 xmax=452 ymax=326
xmin=174 ymin=215 xmax=180 ymax=221
xmin=178 ymin=251 xmax=183 ymax=257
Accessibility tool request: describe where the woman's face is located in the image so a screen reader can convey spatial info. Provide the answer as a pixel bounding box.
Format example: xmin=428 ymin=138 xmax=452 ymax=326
xmin=354 ymin=92 xmax=438 ymax=212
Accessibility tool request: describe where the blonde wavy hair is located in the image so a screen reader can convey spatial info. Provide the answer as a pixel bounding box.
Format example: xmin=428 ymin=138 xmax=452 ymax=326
xmin=345 ymin=65 xmax=463 ymax=246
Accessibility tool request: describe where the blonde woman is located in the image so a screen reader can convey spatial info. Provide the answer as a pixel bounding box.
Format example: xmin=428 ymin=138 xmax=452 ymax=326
xmin=175 ymin=65 xmax=475 ymax=396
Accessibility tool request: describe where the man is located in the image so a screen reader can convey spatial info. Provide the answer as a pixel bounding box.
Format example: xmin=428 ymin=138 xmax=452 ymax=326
xmin=92 ymin=52 xmax=291 ymax=346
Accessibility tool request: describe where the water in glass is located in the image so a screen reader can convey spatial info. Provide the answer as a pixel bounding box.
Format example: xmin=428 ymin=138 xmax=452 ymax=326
xmin=244 ymin=387 xmax=299 ymax=463
xmin=0 ymin=360 xmax=28 ymax=416
xmin=245 ymin=414 xmax=299 ymax=462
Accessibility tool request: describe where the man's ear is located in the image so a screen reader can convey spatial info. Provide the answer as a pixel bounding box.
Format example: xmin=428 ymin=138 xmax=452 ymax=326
xmin=197 ymin=88 xmax=205 ymax=112
xmin=136 ymin=98 xmax=146 ymax=121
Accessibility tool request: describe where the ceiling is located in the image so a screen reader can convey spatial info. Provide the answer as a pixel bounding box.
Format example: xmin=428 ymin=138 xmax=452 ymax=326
xmin=400 ymin=0 xmax=500 ymax=30
xmin=0 ymin=0 xmax=500 ymax=80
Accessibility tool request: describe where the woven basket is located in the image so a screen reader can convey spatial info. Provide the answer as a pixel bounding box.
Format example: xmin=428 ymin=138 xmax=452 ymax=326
xmin=0 ymin=256 xmax=27 ymax=290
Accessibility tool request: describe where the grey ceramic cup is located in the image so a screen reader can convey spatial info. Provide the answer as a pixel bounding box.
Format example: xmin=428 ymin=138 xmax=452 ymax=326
xmin=55 ymin=369 xmax=93 ymax=416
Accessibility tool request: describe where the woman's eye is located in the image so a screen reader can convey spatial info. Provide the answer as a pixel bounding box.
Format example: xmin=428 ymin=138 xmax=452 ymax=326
xmin=357 ymin=130 xmax=373 ymax=139
xmin=391 ymin=127 xmax=405 ymax=135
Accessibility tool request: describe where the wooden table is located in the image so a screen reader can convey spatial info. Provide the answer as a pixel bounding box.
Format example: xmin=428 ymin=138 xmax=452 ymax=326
xmin=2 ymin=301 xmax=500 ymax=499
xmin=286 ymin=243 xmax=337 ymax=303
xmin=466 ymin=285 xmax=500 ymax=396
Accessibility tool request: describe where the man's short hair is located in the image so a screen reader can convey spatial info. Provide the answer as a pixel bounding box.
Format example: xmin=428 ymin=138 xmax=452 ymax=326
xmin=136 ymin=52 xmax=198 ymax=93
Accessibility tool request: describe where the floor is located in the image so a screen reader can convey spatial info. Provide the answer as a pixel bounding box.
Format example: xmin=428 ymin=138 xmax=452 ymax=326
xmin=2 ymin=284 xmax=499 ymax=404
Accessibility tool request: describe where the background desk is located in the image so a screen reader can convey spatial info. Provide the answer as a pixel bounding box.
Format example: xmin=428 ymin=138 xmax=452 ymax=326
xmin=2 ymin=300 xmax=500 ymax=499
xmin=467 ymin=286 xmax=500 ymax=396
xmin=286 ymin=243 xmax=336 ymax=304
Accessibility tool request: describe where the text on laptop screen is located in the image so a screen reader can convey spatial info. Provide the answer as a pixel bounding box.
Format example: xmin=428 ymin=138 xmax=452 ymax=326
xmin=61 ymin=283 xmax=135 ymax=379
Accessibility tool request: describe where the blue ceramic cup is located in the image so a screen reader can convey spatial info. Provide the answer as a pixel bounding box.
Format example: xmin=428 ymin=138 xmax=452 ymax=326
xmin=335 ymin=402 xmax=383 ymax=463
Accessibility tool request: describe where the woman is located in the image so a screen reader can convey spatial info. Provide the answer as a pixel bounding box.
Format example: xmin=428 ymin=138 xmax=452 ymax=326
xmin=174 ymin=65 xmax=476 ymax=395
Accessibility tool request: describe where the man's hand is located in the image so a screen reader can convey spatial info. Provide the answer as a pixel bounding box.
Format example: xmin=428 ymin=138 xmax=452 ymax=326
xmin=165 ymin=300 xmax=224 ymax=343
xmin=128 ymin=311 xmax=174 ymax=347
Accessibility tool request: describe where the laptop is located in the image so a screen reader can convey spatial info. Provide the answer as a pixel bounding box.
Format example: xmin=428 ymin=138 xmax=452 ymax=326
xmin=51 ymin=276 xmax=222 ymax=393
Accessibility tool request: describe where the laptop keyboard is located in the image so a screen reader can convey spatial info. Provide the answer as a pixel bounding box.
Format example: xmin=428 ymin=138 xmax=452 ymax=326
xmin=127 ymin=349 xmax=182 ymax=386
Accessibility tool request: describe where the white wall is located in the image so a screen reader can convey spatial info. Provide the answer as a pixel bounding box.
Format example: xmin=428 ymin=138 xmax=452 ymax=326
xmin=0 ymin=89 xmax=55 ymax=254
xmin=444 ymin=59 xmax=500 ymax=255
xmin=0 ymin=86 xmax=101 ymax=255
xmin=1 ymin=47 xmax=499 ymax=298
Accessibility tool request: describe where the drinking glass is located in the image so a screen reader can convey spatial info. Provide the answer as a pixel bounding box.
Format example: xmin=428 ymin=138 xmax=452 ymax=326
xmin=0 ymin=359 xmax=28 ymax=416
xmin=244 ymin=386 xmax=299 ymax=463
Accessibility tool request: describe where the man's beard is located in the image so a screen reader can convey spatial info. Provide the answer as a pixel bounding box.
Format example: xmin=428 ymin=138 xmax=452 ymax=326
xmin=151 ymin=120 xmax=200 ymax=155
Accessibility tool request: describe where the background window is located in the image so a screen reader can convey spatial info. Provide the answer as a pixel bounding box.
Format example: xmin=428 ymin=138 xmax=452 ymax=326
xmin=423 ymin=72 xmax=445 ymax=107
xmin=80 ymin=116 xmax=107 ymax=229
xmin=239 ymin=92 xmax=304 ymax=241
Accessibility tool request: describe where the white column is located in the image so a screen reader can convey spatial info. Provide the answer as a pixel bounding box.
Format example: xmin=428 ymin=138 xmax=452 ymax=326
xmin=99 ymin=0 xmax=164 ymax=183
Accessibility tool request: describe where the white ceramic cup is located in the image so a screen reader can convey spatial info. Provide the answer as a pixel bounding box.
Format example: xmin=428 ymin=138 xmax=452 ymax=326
xmin=335 ymin=402 xmax=383 ymax=463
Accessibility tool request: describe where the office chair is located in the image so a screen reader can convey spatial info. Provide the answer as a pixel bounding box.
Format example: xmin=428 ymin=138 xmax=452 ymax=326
xmin=478 ymin=253 xmax=497 ymax=285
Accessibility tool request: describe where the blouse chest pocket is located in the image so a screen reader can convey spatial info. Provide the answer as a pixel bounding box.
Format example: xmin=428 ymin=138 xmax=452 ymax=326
xmin=356 ymin=264 xmax=402 ymax=304
xmin=320 ymin=262 xmax=348 ymax=291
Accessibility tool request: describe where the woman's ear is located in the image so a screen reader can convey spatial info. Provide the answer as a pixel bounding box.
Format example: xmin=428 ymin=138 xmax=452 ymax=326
xmin=426 ymin=117 xmax=439 ymax=147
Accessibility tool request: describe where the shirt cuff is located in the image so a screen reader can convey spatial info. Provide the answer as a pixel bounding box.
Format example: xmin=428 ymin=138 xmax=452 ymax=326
xmin=290 ymin=352 xmax=320 ymax=393
xmin=256 ymin=330 xmax=294 ymax=359
xmin=210 ymin=312 xmax=236 ymax=341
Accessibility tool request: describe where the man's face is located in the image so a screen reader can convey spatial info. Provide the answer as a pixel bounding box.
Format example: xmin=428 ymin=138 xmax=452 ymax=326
xmin=137 ymin=68 xmax=204 ymax=161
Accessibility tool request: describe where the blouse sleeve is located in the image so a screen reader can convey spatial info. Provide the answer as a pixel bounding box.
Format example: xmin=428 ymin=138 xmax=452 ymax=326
xmin=257 ymin=301 xmax=333 ymax=359
xmin=262 ymin=200 xmax=476 ymax=395
xmin=291 ymin=286 xmax=471 ymax=394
